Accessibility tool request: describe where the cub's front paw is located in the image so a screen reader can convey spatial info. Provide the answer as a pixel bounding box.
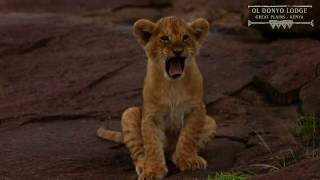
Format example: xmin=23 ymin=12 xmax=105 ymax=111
xmin=138 ymin=163 xmax=167 ymax=180
xmin=172 ymin=153 xmax=207 ymax=171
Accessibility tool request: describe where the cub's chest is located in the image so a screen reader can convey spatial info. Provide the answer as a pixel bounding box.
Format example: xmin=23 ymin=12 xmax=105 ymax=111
xmin=158 ymin=87 xmax=195 ymax=131
xmin=163 ymin=103 xmax=192 ymax=132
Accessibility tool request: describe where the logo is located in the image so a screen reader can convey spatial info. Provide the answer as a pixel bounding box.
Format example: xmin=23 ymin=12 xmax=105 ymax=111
xmin=247 ymin=5 xmax=314 ymax=29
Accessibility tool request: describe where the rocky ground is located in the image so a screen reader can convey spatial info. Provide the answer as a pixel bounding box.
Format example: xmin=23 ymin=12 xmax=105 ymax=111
xmin=0 ymin=1 xmax=319 ymax=180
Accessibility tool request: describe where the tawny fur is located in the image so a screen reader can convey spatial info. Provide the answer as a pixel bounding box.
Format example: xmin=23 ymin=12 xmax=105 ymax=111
xmin=97 ymin=127 xmax=123 ymax=143
xmin=97 ymin=16 xmax=216 ymax=180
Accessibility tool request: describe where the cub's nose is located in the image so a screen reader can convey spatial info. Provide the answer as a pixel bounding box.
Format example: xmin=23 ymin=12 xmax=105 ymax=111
xmin=173 ymin=49 xmax=183 ymax=56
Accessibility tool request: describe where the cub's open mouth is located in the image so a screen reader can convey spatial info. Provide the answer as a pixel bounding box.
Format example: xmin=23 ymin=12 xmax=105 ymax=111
xmin=165 ymin=56 xmax=186 ymax=79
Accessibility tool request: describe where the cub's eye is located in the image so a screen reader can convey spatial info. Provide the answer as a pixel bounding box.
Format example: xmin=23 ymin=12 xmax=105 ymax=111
xmin=183 ymin=34 xmax=190 ymax=41
xmin=160 ymin=36 xmax=170 ymax=43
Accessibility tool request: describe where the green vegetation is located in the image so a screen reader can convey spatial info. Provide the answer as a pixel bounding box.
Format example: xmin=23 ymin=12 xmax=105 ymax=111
xmin=295 ymin=114 xmax=319 ymax=136
xmin=208 ymin=171 xmax=255 ymax=180
xmin=296 ymin=113 xmax=320 ymax=158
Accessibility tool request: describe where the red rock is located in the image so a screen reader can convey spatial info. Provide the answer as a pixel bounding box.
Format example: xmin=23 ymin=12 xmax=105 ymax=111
xmin=208 ymin=87 xmax=300 ymax=173
xmin=300 ymin=77 xmax=320 ymax=113
xmin=0 ymin=119 xmax=137 ymax=180
xmin=0 ymin=13 xmax=145 ymax=127
xmin=251 ymin=159 xmax=320 ymax=180
xmin=172 ymin=0 xmax=251 ymax=19
xmin=253 ymin=39 xmax=320 ymax=104
xmin=0 ymin=0 xmax=163 ymax=14
xmin=170 ymin=0 xmax=253 ymax=34
xmin=0 ymin=0 xmax=171 ymax=23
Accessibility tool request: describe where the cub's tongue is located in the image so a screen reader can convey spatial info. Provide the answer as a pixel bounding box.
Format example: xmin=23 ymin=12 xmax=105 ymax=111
xmin=168 ymin=61 xmax=182 ymax=76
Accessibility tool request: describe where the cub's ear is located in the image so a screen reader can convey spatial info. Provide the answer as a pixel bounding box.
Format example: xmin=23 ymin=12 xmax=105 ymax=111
xmin=189 ymin=18 xmax=209 ymax=44
xmin=133 ymin=19 xmax=155 ymax=47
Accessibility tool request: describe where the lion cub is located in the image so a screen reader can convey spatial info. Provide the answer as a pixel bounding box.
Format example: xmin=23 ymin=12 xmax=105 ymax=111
xmin=97 ymin=16 xmax=216 ymax=180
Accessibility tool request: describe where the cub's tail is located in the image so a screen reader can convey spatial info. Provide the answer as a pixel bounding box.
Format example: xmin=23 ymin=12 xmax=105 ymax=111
xmin=97 ymin=127 xmax=123 ymax=143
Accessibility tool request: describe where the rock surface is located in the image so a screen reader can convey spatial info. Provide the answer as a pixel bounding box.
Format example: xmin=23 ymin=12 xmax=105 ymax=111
xmin=0 ymin=0 xmax=171 ymax=23
xmin=251 ymin=159 xmax=320 ymax=180
xmin=300 ymin=77 xmax=320 ymax=113
xmin=0 ymin=1 xmax=320 ymax=180
xmin=253 ymin=43 xmax=320 ymax=105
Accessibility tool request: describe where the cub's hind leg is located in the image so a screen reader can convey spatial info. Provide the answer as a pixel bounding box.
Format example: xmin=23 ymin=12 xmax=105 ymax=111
xmin=121 ymin=106 xmax=145 ymax=175
xmin=199 ymin=115 xmax=217 ymax=148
